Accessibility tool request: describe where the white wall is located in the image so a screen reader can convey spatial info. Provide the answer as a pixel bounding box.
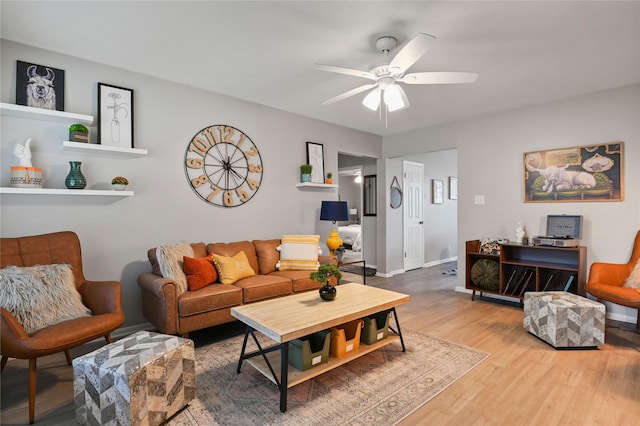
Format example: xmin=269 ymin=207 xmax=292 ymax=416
xmin=1 ymin=40 xmax=382 ymax=330
xmin=383 ymin=84 xmax=640 ymax=324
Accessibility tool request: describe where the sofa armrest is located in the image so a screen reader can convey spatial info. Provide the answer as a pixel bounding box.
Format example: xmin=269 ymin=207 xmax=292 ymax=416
xmin=137 ymin=272 xmax=180 ymax=335
xmin=588 ymin=262 xmax=633 ymax=287
xmin=78 ymin=280 xmax=123 ymax=316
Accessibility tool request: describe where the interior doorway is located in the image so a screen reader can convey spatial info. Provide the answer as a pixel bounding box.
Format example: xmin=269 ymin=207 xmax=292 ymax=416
xmin=403 ymin=161 xmax=424 ymax=271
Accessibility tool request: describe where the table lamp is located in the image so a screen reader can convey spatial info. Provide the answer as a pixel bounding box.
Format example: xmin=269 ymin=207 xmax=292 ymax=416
xmin=320 ymin=201 xmax=348 ymax=254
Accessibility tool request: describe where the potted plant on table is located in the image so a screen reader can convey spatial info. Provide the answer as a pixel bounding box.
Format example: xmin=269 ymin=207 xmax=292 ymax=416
xmin=310 ymin=264 xmax=343 ymax=301
xmin=69 ymin=124 xmax=89 ymax=143
xmin=300 ymin=164 xmax=312 ymax=183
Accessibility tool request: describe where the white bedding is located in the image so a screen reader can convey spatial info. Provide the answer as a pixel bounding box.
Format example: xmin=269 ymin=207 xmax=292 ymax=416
xmin=338 ymin=224 xmax=362 ymax=252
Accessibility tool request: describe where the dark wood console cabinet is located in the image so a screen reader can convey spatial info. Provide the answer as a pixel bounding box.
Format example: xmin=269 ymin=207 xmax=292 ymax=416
xmin=466 ymin=240 xmax=586 ymax=301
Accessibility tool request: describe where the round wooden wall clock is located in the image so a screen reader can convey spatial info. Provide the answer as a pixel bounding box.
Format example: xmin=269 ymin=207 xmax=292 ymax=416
xmin=184 ymin=125 xmax=263 ymax=207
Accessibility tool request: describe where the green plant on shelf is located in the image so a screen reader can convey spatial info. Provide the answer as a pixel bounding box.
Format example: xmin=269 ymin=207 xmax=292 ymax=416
xmin=68 ymin=124 xmax=89 ymax=133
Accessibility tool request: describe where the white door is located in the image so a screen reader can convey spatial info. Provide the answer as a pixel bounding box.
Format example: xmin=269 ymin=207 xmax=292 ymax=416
xmin=403 ymin=161 xmax=424 ymax=271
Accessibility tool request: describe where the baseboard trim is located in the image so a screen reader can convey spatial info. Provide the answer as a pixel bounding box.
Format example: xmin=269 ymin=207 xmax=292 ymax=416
xmin=423 ymin=257 xmax=457 ymax=268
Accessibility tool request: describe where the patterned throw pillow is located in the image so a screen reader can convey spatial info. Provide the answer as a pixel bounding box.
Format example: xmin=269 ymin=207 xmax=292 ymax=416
xmin=480 ymin=238 xmax=509 ymax=255
xmin=623 ymin=260 xmax=640 ymax=288
xmin=156 ymin=242 xmax=194 ymax=294
xmin=183 ymin=255 xmax=218 ymax=291
xmin=276 ymin=235 xmax=321 ymax=271
xmin=0 ymin=264 xmax=91 ymax=334
xmin=212 ymin=251 xmax=256 ymax=285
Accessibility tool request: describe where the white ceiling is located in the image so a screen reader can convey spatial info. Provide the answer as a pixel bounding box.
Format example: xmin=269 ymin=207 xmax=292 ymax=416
xmin=2 ymin=1 xmax=639 ymax=137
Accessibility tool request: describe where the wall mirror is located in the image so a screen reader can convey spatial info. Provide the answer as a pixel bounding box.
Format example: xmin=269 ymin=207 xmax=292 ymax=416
xmin=363 ymin=175 xmax=377 ymax=216
xmin=390 ymin=176 xmax=403 ymax=209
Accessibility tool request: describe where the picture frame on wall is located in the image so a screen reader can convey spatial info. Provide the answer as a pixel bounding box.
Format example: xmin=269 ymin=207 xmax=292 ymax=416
xmin=449 ymin=176 xmax=458 ymax=200
xmin=523 ymin=142 xmax=623 ymax=202
xmin=98 ymin=83 xmax=134 ymax=148
xmin=16 ymin=60 xmax=65 ymax=111
xmin=306 ymin=141 xmax=325 ymax=183
xmin=432 ymin=179 xmax=444 ymax=204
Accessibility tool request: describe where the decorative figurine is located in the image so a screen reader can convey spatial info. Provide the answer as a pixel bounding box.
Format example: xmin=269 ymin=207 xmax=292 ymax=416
xmin=13 ymin=138 xmax=33 ymax=167
xmin=10 ymin=138 xmax=43 ymax=188
xmin=515 ymin=222 xmax=526 ymax=244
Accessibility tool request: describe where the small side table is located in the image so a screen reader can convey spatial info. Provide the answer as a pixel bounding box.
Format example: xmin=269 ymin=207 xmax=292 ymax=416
xmin=338 ymin=259 xmax=367 ymax=284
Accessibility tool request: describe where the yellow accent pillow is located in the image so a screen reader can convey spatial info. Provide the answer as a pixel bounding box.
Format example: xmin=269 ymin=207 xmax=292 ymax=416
xmin=212 ymin=251 xmax=256 ymax=285
xmin=276 ymin=234 xmax=321 ymax=271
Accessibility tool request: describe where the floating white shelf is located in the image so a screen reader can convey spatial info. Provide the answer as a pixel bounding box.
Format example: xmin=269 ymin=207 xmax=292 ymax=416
xmin=295 ymin=182 xmax=338 ymax=189
xmin=0 ymin=102 xmax=93 ymax=125
xmin=62 ymin=141 xmax=148 ymax=157
xmin=0 ymin=187 xmax=134 ymax=197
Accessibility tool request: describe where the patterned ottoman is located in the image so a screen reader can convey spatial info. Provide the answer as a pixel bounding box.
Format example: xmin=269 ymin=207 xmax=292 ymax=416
xmin=73 ymin=331 xmax=195 ymax=425
xmin=523 ymin=291 xmax=605 ymax=348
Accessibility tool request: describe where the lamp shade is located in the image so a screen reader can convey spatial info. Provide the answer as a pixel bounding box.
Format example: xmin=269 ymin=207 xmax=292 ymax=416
xmin=320 ymin=201 xmax=349 ymax=222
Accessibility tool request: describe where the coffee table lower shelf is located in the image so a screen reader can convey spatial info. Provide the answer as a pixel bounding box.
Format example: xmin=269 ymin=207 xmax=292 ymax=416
xmin=248 ymin=334 xmax=401 ymax=387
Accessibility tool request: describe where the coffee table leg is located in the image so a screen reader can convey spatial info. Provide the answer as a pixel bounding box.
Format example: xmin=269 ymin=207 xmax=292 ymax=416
xmin=236 ymin=326 xmax=251 ymax=373
xmin=280 ymin=342 xmax=289 ymax=412
xmin=363 ymin=260 xmax=366 ymax=285
xmin=391 ymin=307 xmax=406 ymax=352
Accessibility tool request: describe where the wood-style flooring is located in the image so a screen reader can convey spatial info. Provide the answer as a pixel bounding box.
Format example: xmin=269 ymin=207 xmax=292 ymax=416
xmin=1 ymin=262 xmax=638 ymax=425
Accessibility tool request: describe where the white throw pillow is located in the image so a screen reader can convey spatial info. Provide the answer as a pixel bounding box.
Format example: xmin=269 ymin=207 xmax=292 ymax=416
xmin=156 ymin=242 xmax=194 ymax=294
xmin=623 ymin=260 xmax=640 ymax=288
xmin=276 ymin=235 xmax=321 ymax=271
xmin=0 ymin=264 xmax=91 ymax=334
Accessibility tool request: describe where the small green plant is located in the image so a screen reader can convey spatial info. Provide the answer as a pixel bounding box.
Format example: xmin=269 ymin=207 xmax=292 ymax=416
xmin=111 ymin=176 xmax=129 ymax=185
xmin=69 ymin=124 xmax=89 ymax=133
xmin=301 ymin=164 xmax=312 ymax=174
xmin=310 ymin=264 xmax=342 ymax=284
xmin=326 ymin=172 xmax=332 ymax=179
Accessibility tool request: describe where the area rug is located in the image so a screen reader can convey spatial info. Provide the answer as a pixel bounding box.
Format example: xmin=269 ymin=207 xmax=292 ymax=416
xmin=168 ymin=329 xmax=489 ymax=425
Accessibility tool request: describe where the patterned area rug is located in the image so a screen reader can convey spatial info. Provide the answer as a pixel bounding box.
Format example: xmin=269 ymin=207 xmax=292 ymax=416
xmin=169 ymin=329 xmax=489 ymax=425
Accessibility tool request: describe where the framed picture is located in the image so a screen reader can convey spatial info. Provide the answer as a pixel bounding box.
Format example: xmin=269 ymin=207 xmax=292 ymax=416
xmin=524 ymin=142 xmax=623 ymax=202
xmin=98 ymin=83 xmax=134 ymax=148
xmin=448 ymin=176 xmax=458 ymax=200
xmin=16 ymin=60 xmax=65 ymax=111
xmin=363 ymin=175 xmax=377 ymax=216
xmin=306 ymin=141 xmax=325 ymax=183
xmin=432 ymin=179 xmax=444 ymax=204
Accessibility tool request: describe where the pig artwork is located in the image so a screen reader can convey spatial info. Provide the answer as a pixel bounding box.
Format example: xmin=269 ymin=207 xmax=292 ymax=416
xmin=535 ymin=165 xmax=596 ymax=193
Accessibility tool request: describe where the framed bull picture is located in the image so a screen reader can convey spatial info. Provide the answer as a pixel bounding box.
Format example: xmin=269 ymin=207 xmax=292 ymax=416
xmin=523 ymin=142 xmax=623 ymax=203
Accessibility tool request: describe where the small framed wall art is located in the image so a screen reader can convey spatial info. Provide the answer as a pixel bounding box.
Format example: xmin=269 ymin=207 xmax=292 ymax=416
xmin=98 ymin=83 xmax=134 ymax=148
xmin=432 ymin=179 xmax=444 ymax=204
xmin=306 ymin=141 xmax=325 ymax=183
xmin=16 ymin=60 xmax=65 ymax=111
xmin=449 ymin=176 xmax=458 ymax=200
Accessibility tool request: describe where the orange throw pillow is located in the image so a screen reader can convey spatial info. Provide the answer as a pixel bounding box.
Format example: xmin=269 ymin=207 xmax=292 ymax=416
xmin=183 ymin=255 xmax=218 ymax=291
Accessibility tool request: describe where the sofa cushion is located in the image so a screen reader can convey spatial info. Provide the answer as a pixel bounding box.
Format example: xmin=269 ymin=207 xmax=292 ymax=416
xmin=156 ymin=242 xmax=194 ymax=294
xmin=276 ymin=235 xmax=321 ymax=271
xmin=178 ymin=284 xmax=243 ymax=316
xmin=208 ymin=241 xmax=260 ymax=275
xmin=212 ymin=251 xmax=256 ymax=285
xmin=233 ymin=275 xmax=293 ymax=303
xmin=148 ymin=242 xmax=206 ymax=276
xmin=0 ymin=264 xmax=91 ymax=334
xmin=253 ymin=239 xmax=280 ymax=274
xmin=270 ymin=270 xmax=322 ymax=293
xmin=183 ymin=255 xmax=218 ymax=291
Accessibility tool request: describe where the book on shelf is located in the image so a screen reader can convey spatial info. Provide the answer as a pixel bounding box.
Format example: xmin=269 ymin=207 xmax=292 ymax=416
xmin=518 ymin=271 xmax=535 ymax=297
xmin=510 ymin=269 xmax=529 ymax=296
xmin=542 ymin=273 xmax=555 ymax=291
xmin=502 ymin=269 xmax=517 ymax=295
xmin=563 ymin=275 xmax=575 ymax=292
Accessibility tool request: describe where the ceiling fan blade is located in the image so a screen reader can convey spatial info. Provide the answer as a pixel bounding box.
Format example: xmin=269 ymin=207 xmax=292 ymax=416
xmin=388 ymin=33 xmax=436 ymax=74
xmin=312 ymin=64 xmax=377 ymax=80
xmin=321 ymin=83 xmax=378 ymax=105
xmin=400 ymin=72 xmax=479 ymax=85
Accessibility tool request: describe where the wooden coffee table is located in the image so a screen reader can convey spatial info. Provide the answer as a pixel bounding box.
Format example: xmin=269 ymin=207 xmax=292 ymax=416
xmin=231 ymin=283 xmax=410 ymax=412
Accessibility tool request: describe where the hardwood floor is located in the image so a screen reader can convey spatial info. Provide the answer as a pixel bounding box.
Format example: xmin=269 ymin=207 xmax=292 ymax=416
xmin=2 ymin=262 xmax=638 ymax=425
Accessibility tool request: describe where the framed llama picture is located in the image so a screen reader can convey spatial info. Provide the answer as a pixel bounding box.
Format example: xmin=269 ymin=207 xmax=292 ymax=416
xmin=98 ymin=83 xmax=134 ymax=148
xmin=523 ymin=142 xmax=623 ymax=202
xmin=16 ymin=60 xmax=65 ymax=111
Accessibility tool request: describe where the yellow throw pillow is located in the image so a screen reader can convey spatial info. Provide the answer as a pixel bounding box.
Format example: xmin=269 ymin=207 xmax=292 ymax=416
xmin=276 ymin=234 xmax=321 ymax=271
xmin=212 ymin=251 xmax=256 ymax=285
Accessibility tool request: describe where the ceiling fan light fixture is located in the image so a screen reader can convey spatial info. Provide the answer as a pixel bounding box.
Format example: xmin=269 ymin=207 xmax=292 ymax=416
xmin=383 ymin=84 xmax=406 ymax=112
xmin=362 ymin=88 xmax=381 ymax=111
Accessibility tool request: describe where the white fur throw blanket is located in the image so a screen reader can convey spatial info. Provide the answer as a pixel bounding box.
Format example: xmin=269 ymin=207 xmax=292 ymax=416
xmin=156 ymin=242 xmax=194 ymax=295
xmin=0 ymin=264 xmax=91 ymax=334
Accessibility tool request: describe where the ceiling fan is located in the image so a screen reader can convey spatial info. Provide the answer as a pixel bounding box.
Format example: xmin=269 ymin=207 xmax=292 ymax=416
xmin=313 ymin=33 xmax=478 ymax=113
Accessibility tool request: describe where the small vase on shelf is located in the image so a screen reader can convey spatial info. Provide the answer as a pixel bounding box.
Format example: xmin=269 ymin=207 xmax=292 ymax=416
xmin=65 ymin=161 xmax=86 ymax=189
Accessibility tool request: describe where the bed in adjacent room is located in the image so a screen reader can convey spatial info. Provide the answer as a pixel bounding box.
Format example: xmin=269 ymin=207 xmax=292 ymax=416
xmin=338 ymin=224 xmax=362 ymax=252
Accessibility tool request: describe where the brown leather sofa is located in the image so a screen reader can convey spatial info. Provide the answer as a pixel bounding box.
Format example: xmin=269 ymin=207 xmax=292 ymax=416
xmin=0 ymin=231 xmax=125 ymax=424
xmin=138 ymin=239 xmax=331 ymax=337
xmin=586 ymin=230 xmax=640 ymax=328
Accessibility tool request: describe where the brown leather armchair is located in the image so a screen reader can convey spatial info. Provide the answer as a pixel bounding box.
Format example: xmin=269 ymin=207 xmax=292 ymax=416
xmin=0 ymin=231 xmax=125 ymax=424
xmin=586 ymin=230 xmax=640 ymax=328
